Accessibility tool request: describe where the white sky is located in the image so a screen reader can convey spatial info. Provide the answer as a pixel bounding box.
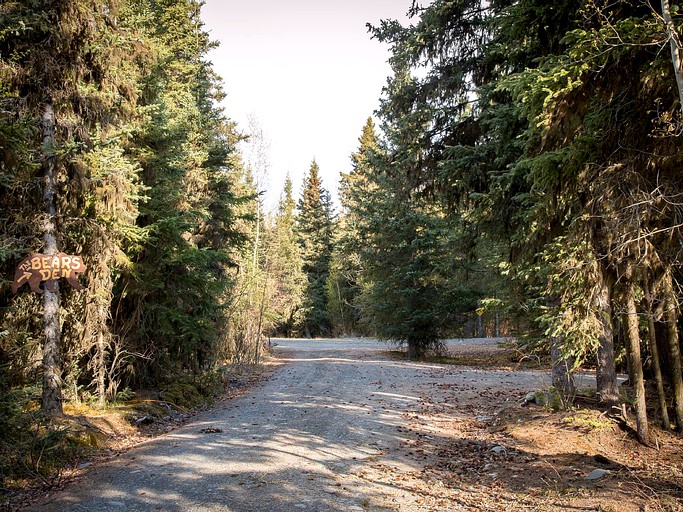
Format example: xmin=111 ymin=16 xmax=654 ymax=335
xmin=200 ymin=0 xmax=416 ymax=211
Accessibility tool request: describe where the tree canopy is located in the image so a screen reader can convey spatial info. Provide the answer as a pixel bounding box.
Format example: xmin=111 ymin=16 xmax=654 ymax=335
xmin=1 ymin=0 xmax=682 ymax=463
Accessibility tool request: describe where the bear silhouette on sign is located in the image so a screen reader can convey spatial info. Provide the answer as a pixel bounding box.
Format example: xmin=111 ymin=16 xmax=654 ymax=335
xmin=12 ymin=253 xmax=86 ymax=294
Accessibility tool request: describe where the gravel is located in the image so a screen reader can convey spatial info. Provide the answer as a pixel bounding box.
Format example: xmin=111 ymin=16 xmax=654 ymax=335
xmin=29 ymin=337 xmax=556 ymax=512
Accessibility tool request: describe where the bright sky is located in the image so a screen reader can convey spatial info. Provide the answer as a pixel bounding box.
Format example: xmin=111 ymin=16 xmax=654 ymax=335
xmin=200 ymin=0 xmax=415 ymax=211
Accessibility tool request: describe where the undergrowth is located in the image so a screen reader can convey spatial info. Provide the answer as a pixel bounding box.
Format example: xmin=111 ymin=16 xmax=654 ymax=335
xmin=0 ymin=365 xmax=237 ymax=506
xmin=0 ymin=387 xmax=100 ymax=501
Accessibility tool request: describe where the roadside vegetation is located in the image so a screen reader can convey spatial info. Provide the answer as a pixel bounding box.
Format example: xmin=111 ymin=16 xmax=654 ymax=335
xmin=1 ymin=0 xmax=683 ymax=506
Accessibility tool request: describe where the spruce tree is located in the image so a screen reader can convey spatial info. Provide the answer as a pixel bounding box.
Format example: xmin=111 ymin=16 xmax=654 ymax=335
xmin=0 ymin=0 xmax=251 ymax=406
xmin=296 ymin=160 xmax=333 ymax=337
xmin=0 ymin=0 xmax=145 ymax=412
xmin=267 ymin=176 xmax=306 ymax=336
xmin=370 ymin=0 xmax=683 ymax=431
xmin=368 ymin=0 xmax=586 ymax=369
xmin=327 ymin=118 xmax=380 ymax=335
xmin=358 ymin=154 xmax=471 ymax=358
xmin=114 ymin=0 xmax=247 ymax=378
xmin=503 ymin=0 xmax=683 ymax=436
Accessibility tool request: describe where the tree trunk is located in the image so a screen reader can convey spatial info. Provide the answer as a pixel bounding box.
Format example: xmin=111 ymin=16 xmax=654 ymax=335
xmin=255 ymin=258 xmax=269 ymax=365
xmin=663 ymin=270 xmax=683 ymax=430
xmin=407 ymin=339 xmax=423 ymax=359
xmin=336 ymin=280 xmax=345 ymax=332
xmin=622 ymin=277 xmax=650 ymax=445
xmin=550 ymin=334 xmax=575 ymax=400
xmin=96 ymin=331 xmax=107 ymax=408
xmin=41 ymin=101 xmax=63 ymax=417
xmin=252 ymin=198 xmax=260 ymax=273
xmin=662 ymin=0 xmax=683 ymax=116
xmin=547 ymin=295 xmax=575 ymax=401
xmin=595 ymin=267 xmax=620 ymax=405
xmin=644 ymin=277 xmax=670 ymax=430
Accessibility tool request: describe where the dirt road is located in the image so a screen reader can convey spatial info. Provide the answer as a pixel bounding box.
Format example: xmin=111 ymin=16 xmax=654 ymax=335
xmin=31 ymin=338 xmax=558 ymax=512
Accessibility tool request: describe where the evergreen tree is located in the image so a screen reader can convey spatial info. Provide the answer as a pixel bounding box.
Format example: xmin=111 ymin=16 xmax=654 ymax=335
xmin=356 ymin=136 xmax=483 ymax=358
xmin=296 ymin=160 xmax=333 ymax=337
xmin=267 ymin=176 xmax=306 ymax=336
xmin=0 ymin=0 xmax=145 ymax=412
xmin=359 ymin=0 xmax=522 ymax=356
xmin=502 ymin=0 xmax=683 ymax=439
xmin=327 ymin=118 xmax=382 ymax=335
xmin=362 ymin=188 xmax=449 ymax=358
xmin=114 ymin=0 xmax=247 ymax=380
xmin=0 ymin=0 xmax=250 ymax=405
xmin=368 ymin=0 xmax=587 ymax=369
xmin=370 ymin=0 xmax=683 ymax=438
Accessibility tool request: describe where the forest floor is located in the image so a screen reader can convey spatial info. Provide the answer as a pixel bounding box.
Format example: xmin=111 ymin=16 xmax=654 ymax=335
xmin=18 ymin=338 xmax=683 ymax=511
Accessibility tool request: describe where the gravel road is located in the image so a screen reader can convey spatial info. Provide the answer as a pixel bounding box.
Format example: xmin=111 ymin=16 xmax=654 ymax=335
xmin=31 ymin=338 xmax=557 ymax=512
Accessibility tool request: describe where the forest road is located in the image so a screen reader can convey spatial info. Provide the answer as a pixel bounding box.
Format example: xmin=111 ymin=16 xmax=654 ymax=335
xmin=31 ymin=338 xmax=551 ymax=512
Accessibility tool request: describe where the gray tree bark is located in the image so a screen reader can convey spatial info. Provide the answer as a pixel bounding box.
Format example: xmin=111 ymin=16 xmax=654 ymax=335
xmin=95 ymin=331 xmax=107 ymax=407
xmin=550 ymin=335 xmax=575 ymax=400
xmin=547 ymin=295 xmax=575 ymax=402
xmin=622 ymin=275 xmax=650 ymax=445
xmin=663 ymin=270 xmax=683 ymax=430
xmin=644 ymin=277 xmax=670 ymax=430
xmin=661 ymin=0 xmax=683 ymax=116
xmin=41 ymin=101 xmax=63 ymax=416
xmin=595 ymin=267 xmax=620 ymax=405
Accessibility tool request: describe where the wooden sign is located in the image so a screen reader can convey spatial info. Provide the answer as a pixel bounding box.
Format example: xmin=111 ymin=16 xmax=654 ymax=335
xmin=12 ymin=253 xmax=86 ymax=294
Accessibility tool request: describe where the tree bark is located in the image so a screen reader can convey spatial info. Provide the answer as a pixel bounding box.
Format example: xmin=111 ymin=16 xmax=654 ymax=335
xmin=661 ymin=0 xmax=683 ymax=116
xmin=252 ymin=198 xmax=260 ymax=273
xmin=550 ymin=334 xmax=575 ymax=400
xmin=96 ymin=331 xmax=107 ymax=407
xmin=595 ymin=266 xmax=620 ymax=405
xmin=407 ymin=339 xmax=424 ymax=359
xmin=644 ymin=277 xmax=670 ymax=430
xmin=663 ymin=270 xmax=683 ymax=430
xmin=547 ymin=295 xmax=575 ymax=402
xmin=41 ymin=101 xmax=63 ymax=417
xmin=622 ymin=276 xmax=650 ymax=445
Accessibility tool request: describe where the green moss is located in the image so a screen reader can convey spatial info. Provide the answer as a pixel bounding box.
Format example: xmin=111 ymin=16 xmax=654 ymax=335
xmin=563 ymin=410 xmax=612 ymax=431
xmin=66 ymin=430 xmax=104 ymax=449
xmin=160 ymin=382 xmax=204 ymax=409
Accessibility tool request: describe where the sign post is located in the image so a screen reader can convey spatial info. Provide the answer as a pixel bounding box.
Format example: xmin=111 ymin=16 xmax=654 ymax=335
xmin=476 ymin=307 xmax=484 ymax=338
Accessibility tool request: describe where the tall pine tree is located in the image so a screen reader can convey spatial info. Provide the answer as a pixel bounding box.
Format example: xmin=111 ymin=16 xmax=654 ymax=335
xmin=327 ymin=118 xmax=380 ymax=335
xmin=296 ymin=160 xmax=333 ymax=337
xmin=267 ymin=176 xmax=306 ymax=336
xmin=114 ymin=0 xmax=247 ymax=380
xmin=0 ymin=0 xmax=145 ymax=413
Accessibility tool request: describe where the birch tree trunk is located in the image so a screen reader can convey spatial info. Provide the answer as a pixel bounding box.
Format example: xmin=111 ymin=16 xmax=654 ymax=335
xmin=662 ymin=0 xmax=683 ymax=116
xmin=41 ymin=101 xmax=63 ymax=416
xmin=252 ymin=198 xmax=260 ymax=273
